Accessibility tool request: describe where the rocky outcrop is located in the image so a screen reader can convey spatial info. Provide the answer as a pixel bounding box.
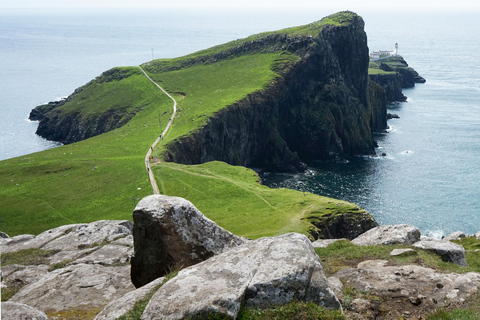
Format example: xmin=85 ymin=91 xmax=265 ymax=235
xmin=368 ymin=80 xmax=388 ymax=132
xmin=351 ymin=224 xmax=421 ymax=246
xmin=130 ymin=195 xmax=246 ymax=288
xmin=368 ymin=55 xmax=425 ymax=103
xmin=305 ymin=208 xmax=378 ymax=240
xmin=443 ymin=231 xmax=466 ymax=241
xmin=335 ymin=259 xmax=480 ymax=308
xmin=1 ymin=220 xmax=135 ymax=318
xmin=413 ymin=240 xmax=467 ymax=266
xmin=1 ymin=302 xmax=48 ymax=320
xmin=10 ymin=264 xmax=134 ymax=314
xmin=141 ymin=233 xmax=341 ymax=319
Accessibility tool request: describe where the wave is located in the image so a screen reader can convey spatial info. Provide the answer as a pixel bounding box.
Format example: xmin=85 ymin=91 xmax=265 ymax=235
xmin=400 ymin=150 xmax=414 ymax=155
xmin=423 ymin=229 xmax=445 ymax=240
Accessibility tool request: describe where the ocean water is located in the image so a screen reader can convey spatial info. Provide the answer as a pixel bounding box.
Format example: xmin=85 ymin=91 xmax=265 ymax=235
xmin=1 ymin=9 xmax=479 ymax=236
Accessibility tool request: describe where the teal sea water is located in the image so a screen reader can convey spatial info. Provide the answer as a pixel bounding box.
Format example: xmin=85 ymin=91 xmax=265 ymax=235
xmin=1 ymin=9 xmax=479 ymax=236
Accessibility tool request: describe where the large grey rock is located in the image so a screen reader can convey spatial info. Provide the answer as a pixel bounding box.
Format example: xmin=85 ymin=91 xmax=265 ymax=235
xmin=131 ymin=195 xmax=246 ymax=288
xmin=336 ymin=260 xmax=480 ymax=307
xmin=141 ymin=233 xmax=340 ymax=320
xmin=1 ymin=302 xmax=48 ymax=320
xmin=443 ymin=231 xmax=466 ymax=241
xmin=9 ymin=263 xmax=135 ymax=313
xmin=351 ymin=224 xmax=420 ymax=246
xmin=94 ymin=276 xmax=165 ymax=320
xmin=476 ymin=231 xmax=480 ymax=239
xmin=412 ymin=240 xmax=467 ymax=266
xmin=0 ymin=220 xmax=132 ymax=254
xmin=42 ymin=220 xmax=132 ymax=251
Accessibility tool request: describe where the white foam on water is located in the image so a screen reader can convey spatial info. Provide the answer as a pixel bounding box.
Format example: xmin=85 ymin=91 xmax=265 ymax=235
xmin=400 ymin=150 xmax=414 ymax=155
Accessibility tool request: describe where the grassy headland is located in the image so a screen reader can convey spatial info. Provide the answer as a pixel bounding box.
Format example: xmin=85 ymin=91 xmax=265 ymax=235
xmin=0 ymin=12 xmax=371 ymax=238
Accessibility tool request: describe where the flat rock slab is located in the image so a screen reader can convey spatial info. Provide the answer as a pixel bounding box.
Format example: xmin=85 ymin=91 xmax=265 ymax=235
xmin=141 ymin=233 xmax=340 ymax=320
xmin=74 ymin=243 xmax=133 ymax=266
xmin=43 ymin=220 xmax=133 ymax=251
xmin=95 ymin=276 xmax=165 ymax=320
xmin=9 ymin=263 xmax=135 ymax=314
xmin=336 ymin=260 xmax=480 ymax=307
xmin=1 ymin=302 xmax=48 ymax=320
xmin=311 ymin=238 xmax=346 ymax=248
xmin=131 ymin=195 xmax=246 ymax=288
xmin=390 ymin=248 xmax=417 ymax=256
xmin=352 ymin=224 xmax=420 ymax=246
xmin=412 ymin=240 xmax=467 ymax=266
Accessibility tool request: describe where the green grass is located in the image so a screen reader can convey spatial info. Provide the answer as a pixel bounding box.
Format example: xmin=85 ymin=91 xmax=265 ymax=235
xmin=1 ymin=248 xmax=59 ymax=266
xmin=0 ymin=67 xmax=172 ymax=235
xmin=368 ymin=68 xmax=396 ymax=75
xmin=237 ymin=301 xmax=345 ymax=320
xmin=153 ymin=161 xmax=365 ymax=239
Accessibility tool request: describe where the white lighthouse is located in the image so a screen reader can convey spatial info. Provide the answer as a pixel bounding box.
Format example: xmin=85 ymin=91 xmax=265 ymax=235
xmin=394 ymin=43 xmax=398 ymax=55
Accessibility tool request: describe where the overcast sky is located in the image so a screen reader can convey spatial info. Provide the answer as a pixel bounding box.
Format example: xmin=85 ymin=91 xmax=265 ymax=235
xmin=1 ymin=0 xmax=479 ymax=12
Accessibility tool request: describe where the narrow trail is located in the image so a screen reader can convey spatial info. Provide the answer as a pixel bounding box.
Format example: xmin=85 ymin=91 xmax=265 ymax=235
xmin=138 ymin=66 xmax=177 ymax=195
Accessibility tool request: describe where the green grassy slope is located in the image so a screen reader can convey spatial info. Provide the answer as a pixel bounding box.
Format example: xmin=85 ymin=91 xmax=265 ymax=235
xmin=0 ymin=12 xmax=371 ymax=238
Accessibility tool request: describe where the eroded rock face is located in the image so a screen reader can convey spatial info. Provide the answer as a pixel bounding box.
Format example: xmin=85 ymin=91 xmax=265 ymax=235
xmin=412 ymin=240 xmax=467 ymax=266
xmin=1 ymin=302 xmax=48 ymax=320
xmin=336 ymin=260 xmax=480 ymax=307
xmin=94 ymin=276 xmax=165 ymax=320
xmin=142 ymin=233 xmax=341 ymax=320
xmin=351 ymin=224 xmax=420 ymax=246
xmin=130 ymin=195 xmax=246 ymax=288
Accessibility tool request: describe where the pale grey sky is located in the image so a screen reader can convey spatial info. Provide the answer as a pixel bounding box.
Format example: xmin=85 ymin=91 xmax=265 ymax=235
xmin=1 ymin=0 xmax=479 ymax=12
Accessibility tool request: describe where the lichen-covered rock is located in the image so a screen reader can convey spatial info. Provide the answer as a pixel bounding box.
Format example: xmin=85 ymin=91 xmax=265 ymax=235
xmin=351 ymin=224 xmax=420 ymax=246
xmin=131 ymin=195 xmax=246 ymax=288
xmin=412 ymin=240 xmax=467 ymax=266
xmin=0 ymin=220 xmax=132 ymax=254
xmin=9 ymin=263 xmax=135 ymax=314
xmin=42 ymin=220 xmax=132 ymax=251
xmin=336 ymin=260 xmax=480 ymax=308
xmin=1 ymin=302 xmax=48 ymax=320
xmin=94 ymin=276 xmax=165 ymax=320
xmin=141 ymin=233 xmax=340 ymax=320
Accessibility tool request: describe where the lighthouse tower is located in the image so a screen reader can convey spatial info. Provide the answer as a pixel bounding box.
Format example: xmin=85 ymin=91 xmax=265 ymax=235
xmin=394 ymin=43 xmax=398 ymax=55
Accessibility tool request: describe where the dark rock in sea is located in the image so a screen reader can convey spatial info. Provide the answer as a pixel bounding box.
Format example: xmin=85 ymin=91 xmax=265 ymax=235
xmin=387 ymin=113 xmax=400 ymax=119
xmin=130 ymin=195 xmax=246 ymax=288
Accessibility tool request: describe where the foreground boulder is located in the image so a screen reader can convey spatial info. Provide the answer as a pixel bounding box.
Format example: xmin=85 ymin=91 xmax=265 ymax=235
xmin=131 ymin=195 xmax=246 ymax=288
xmin=1 ymin=302 xmax=48 ymax=320
xmin=351 ymin=224 xmax=420 ymax=246
xmin=413 ymin=240 xmax=467 ymax=266
xmin=141 ymin=233 xmax=341 ymax=319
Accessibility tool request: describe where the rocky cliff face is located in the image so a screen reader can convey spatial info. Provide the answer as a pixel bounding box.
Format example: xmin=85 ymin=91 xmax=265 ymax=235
xmin=29 ymin=68 xmax=140 ymax=144
xmin=164 ymin=13 xmax=379 ymax=171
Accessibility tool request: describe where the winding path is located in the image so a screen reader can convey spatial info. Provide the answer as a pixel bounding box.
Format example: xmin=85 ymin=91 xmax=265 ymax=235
xmin=138 ymin=66 xmax=177 ymax=195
